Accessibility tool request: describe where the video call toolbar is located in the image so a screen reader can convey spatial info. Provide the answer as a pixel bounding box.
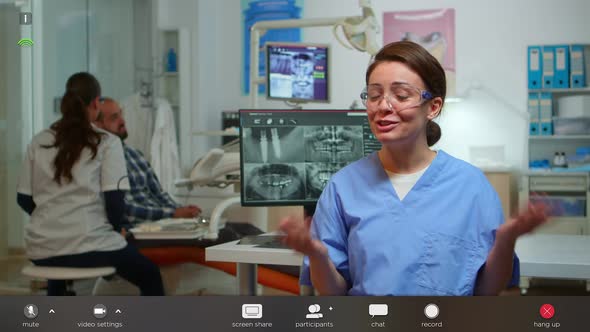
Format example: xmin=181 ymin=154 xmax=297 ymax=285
xmin=2 ymin=296 xmax=586 ymax=331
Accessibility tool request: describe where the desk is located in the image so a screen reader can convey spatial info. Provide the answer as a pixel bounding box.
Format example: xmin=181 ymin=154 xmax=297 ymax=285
xmin=205 ymin=239 xmax=303 ymax=295
xmin=515 ymin=234 xmax=590 ymax=294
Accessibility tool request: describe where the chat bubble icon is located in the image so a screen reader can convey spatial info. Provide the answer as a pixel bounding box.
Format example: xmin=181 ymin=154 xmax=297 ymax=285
xmin=369 ymin=304 xmax=388 ymax=318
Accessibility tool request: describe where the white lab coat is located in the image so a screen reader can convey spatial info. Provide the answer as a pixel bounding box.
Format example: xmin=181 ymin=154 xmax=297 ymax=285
xmin=120 ymin=93 xmax=154 ymax=160
xmin=17 ymin=127 xmax=130 ymax=259
xmin=150 ymin=98 xmax=180 ymax=193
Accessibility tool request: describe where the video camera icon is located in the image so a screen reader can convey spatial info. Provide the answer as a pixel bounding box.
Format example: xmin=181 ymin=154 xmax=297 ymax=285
xmin=93 ymin=304 xmax=107 ymax=319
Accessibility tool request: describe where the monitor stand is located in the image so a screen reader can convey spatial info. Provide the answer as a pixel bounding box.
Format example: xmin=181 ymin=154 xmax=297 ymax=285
xmin=284 ymin=100 xmax=304 ymax=110
xmin=303 ymin=204 xmax=317 ymax=219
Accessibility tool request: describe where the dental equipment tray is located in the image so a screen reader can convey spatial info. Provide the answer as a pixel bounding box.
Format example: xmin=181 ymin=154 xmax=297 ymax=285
xmin=129 ymin=218 xmax=209 ymax=240
xmin=238 ymin=234 xmax=289 ymax=249
xmin=129 ymin=222 xmax=264 ymax=248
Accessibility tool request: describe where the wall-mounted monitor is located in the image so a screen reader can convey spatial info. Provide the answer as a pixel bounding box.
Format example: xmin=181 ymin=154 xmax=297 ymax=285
xmin=239 ymin=109 xmax=381 ymax=207
xmin=266 ymin=42 xmax=329 ymax=103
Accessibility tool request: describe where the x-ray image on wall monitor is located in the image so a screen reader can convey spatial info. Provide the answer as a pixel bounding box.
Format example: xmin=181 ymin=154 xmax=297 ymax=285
xmin=239 ymin=109 xmax=381 ymax=206
xmin=266 ymin=42 xmax=329 ymax=103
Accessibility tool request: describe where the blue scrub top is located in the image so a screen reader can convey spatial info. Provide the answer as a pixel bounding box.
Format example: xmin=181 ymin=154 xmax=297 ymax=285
xmin=300 ymin=150 xmax=518 ymax=295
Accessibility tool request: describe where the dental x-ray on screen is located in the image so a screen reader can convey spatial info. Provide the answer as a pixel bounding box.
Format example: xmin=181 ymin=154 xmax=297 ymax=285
xmin=240 ymin=109 xmax=380 ymax=206
xmin=266 ymin=42 xmax=330 ymax=103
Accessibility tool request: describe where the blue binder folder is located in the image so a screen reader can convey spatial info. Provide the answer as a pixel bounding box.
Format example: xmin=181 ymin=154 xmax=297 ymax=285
xmin=540 ymin=122 xmax=553 ymax=136
xmin=539 ymin=93 xmax=553 ymax=136
xmin=553 ymin=45 xmax=570 ymax=88
xmin=528 ymin=93 xmax=540 ymax=136
xmin=528 ymin=46 xmax=543 ymax=89
xmin=570 ymin=44 xmax=587 ymax=88
xmin=542 ymin=46 xmax=555 ymax=89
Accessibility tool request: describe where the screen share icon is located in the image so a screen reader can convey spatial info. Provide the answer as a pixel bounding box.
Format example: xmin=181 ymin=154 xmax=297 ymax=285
xmin=242 ymin=304 xmax=262 ymax=319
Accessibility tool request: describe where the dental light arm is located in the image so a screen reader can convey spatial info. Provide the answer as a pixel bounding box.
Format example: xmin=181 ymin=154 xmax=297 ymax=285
xmin=175 ymin=148 xmax=242 ymax=240
xmin=175 ymin=148 xmax=240 ymax=189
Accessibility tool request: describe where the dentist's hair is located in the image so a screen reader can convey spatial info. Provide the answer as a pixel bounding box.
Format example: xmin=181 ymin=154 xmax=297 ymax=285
xmin=43 ymin=72 xmax=103 ymax=184
xmin=365 ymin=40 xmax=446 ymax=146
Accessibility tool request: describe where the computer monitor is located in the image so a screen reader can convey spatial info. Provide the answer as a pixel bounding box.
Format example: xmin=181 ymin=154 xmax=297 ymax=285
xmin=239 ymin=109 xmax=381 ymax=206
xmin=266 ymin=42 xmax=329 ymax=103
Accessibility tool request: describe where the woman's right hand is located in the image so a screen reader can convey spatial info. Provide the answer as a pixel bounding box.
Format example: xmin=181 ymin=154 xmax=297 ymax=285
xmin=279 ymin=216 xmax=327 ymax=259
xmin=280 ymin=215 xmax=349 ymax=295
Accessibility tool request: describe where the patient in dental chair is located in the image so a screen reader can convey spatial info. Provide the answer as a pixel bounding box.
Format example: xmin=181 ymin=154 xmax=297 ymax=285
xmin=94 ymin=98 xmax=300 ymax=295
xmin=94 ymin=97 xmax=201 ymax=226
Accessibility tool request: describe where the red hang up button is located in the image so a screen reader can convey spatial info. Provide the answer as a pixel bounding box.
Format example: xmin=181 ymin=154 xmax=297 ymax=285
xmin=540 ymin=304 xmax=555 ymax=320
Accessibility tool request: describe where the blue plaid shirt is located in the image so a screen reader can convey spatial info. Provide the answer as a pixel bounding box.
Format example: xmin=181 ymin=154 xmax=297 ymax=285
xmin=123 ymin=145 xmax=178 ymax=224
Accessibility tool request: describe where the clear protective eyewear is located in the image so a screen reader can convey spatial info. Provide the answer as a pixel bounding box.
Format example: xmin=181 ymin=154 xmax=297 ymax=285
xmin=360 ymin=82 xmax=433 ymax=112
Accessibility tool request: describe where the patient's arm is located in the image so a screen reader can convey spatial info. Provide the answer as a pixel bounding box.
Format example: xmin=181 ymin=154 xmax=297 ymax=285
xmin=124 ymin=198 xmax=176 ymax=224
xmin=104 ymin=190 xmax=127 ymax=232
xmin=173 ymin=205 xmax=202 ymax=218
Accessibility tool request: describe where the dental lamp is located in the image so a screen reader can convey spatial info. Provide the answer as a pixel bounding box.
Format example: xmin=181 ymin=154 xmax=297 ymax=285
xmin=333 ymin=0 xmax=380 ymax=56
xmin=446 ymin=81 xmax=528 ymax=120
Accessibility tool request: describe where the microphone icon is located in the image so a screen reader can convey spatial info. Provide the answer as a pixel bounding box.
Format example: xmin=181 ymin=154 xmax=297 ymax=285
xmin=24 ymin=304 xmax=38 ymax=319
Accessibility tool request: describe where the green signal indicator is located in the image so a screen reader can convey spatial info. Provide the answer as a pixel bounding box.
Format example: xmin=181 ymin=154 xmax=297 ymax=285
xmin=17 ymin=38 xmax=34 ymax=47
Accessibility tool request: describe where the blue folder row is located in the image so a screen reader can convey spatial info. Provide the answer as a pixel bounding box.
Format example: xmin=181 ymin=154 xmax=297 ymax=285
xmin=528 ymin=44 xmax=590 ymax=90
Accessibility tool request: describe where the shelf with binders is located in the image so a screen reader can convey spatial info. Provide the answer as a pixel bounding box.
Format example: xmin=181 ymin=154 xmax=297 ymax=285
xmin=528 ymin=90 xmax=590 ymax=137
xmin=525 ymin=44 xmax=590 ymax=234
xmin=528 ymin=44 xmax=590 ymax=91
xmin=529 ymin=87 xmax=590 ymax=94
xmin=529 ymin=135 xmax=590 ymax=140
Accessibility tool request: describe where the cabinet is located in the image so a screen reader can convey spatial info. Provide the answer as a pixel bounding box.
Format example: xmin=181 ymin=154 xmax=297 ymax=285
xmin=153 ymin=27 xmax=190 ymax=171
xmin=158 ymin=29 xmax=180 ymax=133
xmin=526 ymin=88 xmax=590 ymax=235
xmin=521 ymin=172 xmax=588 ymax=235
xmin=484 ymin=171 xmax=518 ymax=219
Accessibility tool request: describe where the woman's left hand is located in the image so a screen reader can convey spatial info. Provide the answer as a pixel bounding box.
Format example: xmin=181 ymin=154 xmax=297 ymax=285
xmin=498 ymin=199 xmax=551 ymax=241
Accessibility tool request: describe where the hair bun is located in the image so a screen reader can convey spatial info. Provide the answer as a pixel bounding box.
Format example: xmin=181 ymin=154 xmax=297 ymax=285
xmin=426 ymin=120 xmax=441 ymax=146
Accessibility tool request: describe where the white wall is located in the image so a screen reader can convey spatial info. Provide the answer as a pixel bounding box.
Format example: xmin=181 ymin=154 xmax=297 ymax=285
xmin=39 ymin=0 xmax=88 ymax=128
xmin=39 ymin=0 xmax=137 ymax=129
xmin=162 ymin=0 xmax=590 ymax=171
xmin=0 ymin=3 xmax=22 ymax=254
xmin=89 ymin=0 xmax=136 ymax=102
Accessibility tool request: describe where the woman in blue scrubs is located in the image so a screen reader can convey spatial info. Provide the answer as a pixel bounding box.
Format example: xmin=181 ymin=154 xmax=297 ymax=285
xmin=280 ymin=41 xmax=549 ymax=296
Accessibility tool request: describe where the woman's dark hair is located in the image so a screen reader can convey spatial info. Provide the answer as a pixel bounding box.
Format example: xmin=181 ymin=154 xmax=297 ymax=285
xmin=44 ymin=72 xmax=103 ymax=184
xmin=365 ymin=41 xmax=446 ymax=146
